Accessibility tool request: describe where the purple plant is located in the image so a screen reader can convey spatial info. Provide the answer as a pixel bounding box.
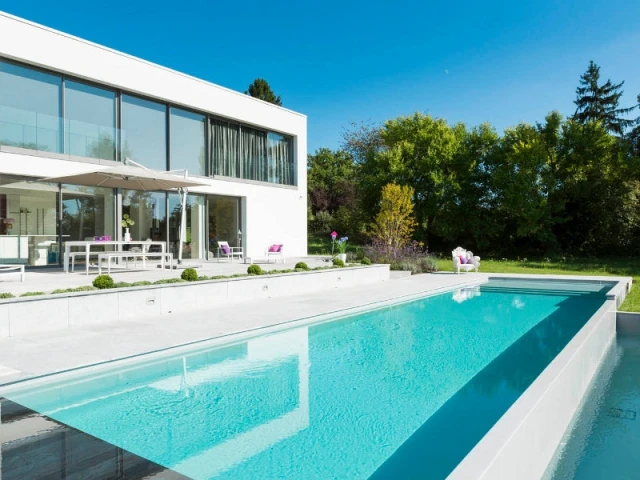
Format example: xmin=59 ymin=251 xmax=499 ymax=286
xmin=365 ymin=240 xmax=438 ymax=273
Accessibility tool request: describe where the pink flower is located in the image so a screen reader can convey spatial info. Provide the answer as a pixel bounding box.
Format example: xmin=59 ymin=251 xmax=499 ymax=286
xmin=331 ymin=231 xmax=338 ymax=240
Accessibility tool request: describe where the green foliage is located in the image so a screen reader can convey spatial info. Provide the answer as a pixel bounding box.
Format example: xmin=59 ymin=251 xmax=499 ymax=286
xmin=0 ymin=293 xmax=15 ymax=299
xmin=131 ymin=281 xmax=153 ymax=286
xmin=310 ymin=210 xmax=334 ymax=234
xmin=294 ymin=262 xmax=309 ymax=270
xmin=114 ymin=281 xmax=132 ymax=288
xmin=371 ymin=183 xmax=417 ymax=249
xmin=247 ymin=264 xmax=263 ymax=275
xmin=93 ymin=274 xmax=115 ymax=289
xmin=573 ymin=61 xmax=636 ymax=136
xmin=52 ymin=286 xmax=98 ymax=294
xmin=245 ymin=78 xmax=282 ymax=106
xmin=181 ymin=268 xmax=198 ymax=281
xmin=332 ymin=258 xmax=345 ymax=267
xmin=361 ymin=257 xmax=371 ymax=265
xmin=20 ymin=291 xmax=46 ymax=297
xmin=153 ymin=278 xmax=186 ymax=285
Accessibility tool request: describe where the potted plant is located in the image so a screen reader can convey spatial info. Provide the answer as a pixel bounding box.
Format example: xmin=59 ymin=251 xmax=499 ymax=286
xmin=336 ymin=236 xmax=348 ymax=263
xmin=121 ymin=214 xmax=135 ymax=242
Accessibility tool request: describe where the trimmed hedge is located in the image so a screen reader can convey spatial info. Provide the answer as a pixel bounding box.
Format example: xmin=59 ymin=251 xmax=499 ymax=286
xmin=181 ymin=268 xmax=198 ymax=281
xmin=247 ymin=264 xmax=263 ymax=275
xmin=93 ymin=274 xmax=115 ymax=289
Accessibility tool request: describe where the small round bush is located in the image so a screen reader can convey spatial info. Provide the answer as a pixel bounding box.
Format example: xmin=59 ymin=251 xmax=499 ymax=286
xmin=247 ymin=264 xmax=263 ymax=275
xmin=332 ymin=258 xmax=345 ymax=267
xmin=361 ymin=257 xmax=371 ymax=265
xmin=294 ymin=262 xmax=309 ymax=271
xmin=181 ymin=268 xmax=198 ymax=281
xmin=93 ymin=274 xmax=115 ymax=289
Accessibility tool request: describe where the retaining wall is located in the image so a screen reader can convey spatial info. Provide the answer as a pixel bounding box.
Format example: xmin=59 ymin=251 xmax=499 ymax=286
xmin=0 ymin=265 xmax=390 ymax=338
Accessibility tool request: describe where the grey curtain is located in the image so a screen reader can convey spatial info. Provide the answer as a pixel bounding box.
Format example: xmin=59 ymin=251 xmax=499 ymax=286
xmin=268 ymin=133 xmax=294 ymax=185
xmin=241 ymin=126 xmax=267 ymax=182
xmin=210 ymin=119 xmax=239 ymax=177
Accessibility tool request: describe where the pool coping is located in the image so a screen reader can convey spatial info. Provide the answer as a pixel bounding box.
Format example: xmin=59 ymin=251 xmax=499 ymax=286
xmin=447 ymin=275 xmax=631 ymax=480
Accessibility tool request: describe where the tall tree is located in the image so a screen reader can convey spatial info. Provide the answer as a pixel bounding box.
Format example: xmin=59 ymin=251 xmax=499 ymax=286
xmin=244 ymin=78 xmax=282 ymax=106
xmin=573 ymin=61 xmax=636 ymax=135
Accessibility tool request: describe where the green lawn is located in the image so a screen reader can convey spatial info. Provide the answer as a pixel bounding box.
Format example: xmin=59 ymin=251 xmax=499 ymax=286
xmin=435 ymin=257 xmax=639 ymax=312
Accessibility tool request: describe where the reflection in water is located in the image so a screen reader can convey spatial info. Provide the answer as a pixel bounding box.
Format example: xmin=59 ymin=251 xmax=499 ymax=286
xmin=452 ymin=286 xmax=481 ymax=303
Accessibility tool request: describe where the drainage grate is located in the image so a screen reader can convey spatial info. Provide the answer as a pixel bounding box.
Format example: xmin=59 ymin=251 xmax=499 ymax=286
xmin=608 ymin=408 xmax=636 ymax=420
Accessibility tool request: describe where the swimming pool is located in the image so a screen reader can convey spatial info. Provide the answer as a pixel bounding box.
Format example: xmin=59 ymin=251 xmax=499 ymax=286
xmin=0 ymin=278 xmax=615 ymax=479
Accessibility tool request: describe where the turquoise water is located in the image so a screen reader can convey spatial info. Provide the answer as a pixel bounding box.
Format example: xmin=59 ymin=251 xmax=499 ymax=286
xmin=2 ymin=279 xmax=610 ymax=479
xmin=546 ymin=334 xmax=640 ymax=480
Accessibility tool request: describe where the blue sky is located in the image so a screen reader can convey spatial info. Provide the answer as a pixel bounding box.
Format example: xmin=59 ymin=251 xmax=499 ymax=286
xmin=3 ymin=0 xmax=639 ymax=154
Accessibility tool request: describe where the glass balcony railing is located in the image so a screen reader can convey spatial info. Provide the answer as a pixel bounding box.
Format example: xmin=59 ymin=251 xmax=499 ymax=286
xmin=0 ymin=105 xmax=123 ymax=162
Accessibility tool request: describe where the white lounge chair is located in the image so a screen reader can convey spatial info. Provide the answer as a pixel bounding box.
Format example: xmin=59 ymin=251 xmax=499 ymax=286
xmin=216 ymin=241 xmax=243 ymax=262
xmin=0 ymin=264 xmax=25 ymax=282
xmin=266 ymin=244 xmax=285 ymax=263
xmin=452 ymin=246 xmax=480 ymax=273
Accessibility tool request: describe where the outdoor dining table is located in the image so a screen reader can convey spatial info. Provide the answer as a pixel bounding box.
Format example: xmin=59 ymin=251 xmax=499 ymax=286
xmin=63 ymin=240 xmax=167 ymax=275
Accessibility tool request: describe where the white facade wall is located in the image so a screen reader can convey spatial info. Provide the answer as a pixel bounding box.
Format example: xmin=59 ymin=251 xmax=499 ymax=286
xmin=0 ymin=11 xmax=307 ymax=258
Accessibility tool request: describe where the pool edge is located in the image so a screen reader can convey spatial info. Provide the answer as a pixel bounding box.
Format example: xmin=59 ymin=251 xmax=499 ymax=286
xmin=447 ymin=276 xmax=631 ymax=480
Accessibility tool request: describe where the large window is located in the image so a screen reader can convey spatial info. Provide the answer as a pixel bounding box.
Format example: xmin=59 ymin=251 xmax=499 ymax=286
xmin=210 ymin=119 xmax=294 ymax=185
xmin=268 ymin=133 xmax=295 ymax=185
xmin=169 ymin=193 xmax=205 ymax=259
xmin=211 ymin=119 xmax=240 ymax=177
xmin=121 ymin=95 xmax=167 ymax=171
xmin=121 ymin=190 xmax=167 ymax=244
xmin=0 ymin=61 xmax=62 ymax=153
xmin=208 ymin=195 xmax=241 ymax=258
xmin=170 ymin=108 xmax=206 ymax=176
xmin=0 ymin=175 xmax=58 ymax=265
xmin=65 ymin=81 xmax=116 ymax=160
xmin=62 ymin=185 xmax=115 ymax=242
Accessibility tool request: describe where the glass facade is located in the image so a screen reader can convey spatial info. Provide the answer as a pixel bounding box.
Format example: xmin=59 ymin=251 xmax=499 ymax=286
xmin=0 ymin=57 xmax=296 ymax=186
xmin=0 ymin=61 xmax=62 ymax=153
xmin=170 ymin=108 xmax=206 ymax=176
xmin=121 ymin=95 xmax=167 ymax=171
xmin=65 ymin=81 xmax=116 ymax=160
xmin=0 ymin=175 xmax=59 ymax=265
xmin=208 ymin=195 xmax=241 ymax=258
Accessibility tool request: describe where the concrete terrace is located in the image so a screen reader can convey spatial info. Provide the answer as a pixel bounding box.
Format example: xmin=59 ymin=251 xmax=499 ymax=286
xmin=0 ymin=257 xmax=338 ymax=296
xmin=0 ymin=273 xmax=486 ymax=385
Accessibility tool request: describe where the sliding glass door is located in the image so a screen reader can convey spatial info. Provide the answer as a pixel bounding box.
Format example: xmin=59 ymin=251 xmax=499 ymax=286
xmin=207 ymin=195 xmax=241 ymax=259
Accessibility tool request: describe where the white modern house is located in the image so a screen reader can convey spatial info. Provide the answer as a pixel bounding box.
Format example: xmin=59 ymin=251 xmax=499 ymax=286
xmin=0 ymin=11 xmax=307 ymax=267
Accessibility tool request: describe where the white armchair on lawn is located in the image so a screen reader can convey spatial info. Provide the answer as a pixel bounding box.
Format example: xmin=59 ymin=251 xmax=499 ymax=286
xmin=452 ymin=246 xmax=480 ymax=273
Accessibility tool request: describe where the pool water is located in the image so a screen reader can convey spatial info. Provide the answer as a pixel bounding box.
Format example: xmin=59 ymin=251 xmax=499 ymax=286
xmin=545 ymin=334 xmax=640 ymax=480
xmin=1 ymin=279 xmax=611 ymax=479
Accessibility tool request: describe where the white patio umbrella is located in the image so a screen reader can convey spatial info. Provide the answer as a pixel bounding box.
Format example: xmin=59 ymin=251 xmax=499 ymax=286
xmin=42 ymin=159 xmax=207 ymax=265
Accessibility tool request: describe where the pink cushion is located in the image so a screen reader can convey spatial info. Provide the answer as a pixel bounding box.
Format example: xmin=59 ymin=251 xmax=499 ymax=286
xmin=268 ymin=244 xmax=282 ymax=253
xmin=221 ymin=244 xmax=230 ymax=254
xmin=459 ymin=255 xmax=468 ymax=265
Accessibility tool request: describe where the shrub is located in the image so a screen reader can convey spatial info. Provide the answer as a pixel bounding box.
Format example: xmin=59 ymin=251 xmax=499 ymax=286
xmin=0 ymin=293 xmax=15 ymax=299
xmin=361 ymin=257 xmax=371 ymax=265
xmin=197 ymin=276 xmax=209 ymax=281
xmin=131 ymin=281 xmax=152 ymax=287
xmin=294 ymin=262 xmax=309 ymax=270
xmin=311 ymin=210 xmax=334 ymax=233
xmin=332 ymin=258 xmax=345 ymax=267
xmin=247 ymin=264 xmax=263 ymax=275
xmin=114 ymin=281 xmax=132 ymax=288
xmin=20 ymin=291 xmax=46 ymax=297
xmin=52 ymin=286 xmax=97 ymax=294
xmin=181 ymin=268 xmax=198 ymax=281
xmin=211 ymin=275 xmax=227 ymax=280
xmin=93 ymin=274 xmax=115 ymax=289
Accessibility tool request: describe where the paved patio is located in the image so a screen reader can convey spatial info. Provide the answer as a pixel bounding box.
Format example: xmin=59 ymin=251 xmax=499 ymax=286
xmin=0 ymin=256 xmax=335 ymax=296
xmin=0 ymin=273 xmax=485 ymax=385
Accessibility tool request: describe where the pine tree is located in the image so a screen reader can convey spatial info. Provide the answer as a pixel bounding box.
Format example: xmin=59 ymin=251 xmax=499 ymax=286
xmin=244 ymin=78 xmax=282 ymax=106
xmin=573 ymin=61 xmax=636 ymax=135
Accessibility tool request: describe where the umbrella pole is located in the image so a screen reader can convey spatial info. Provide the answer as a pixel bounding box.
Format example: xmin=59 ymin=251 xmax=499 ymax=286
xmin=178 ymin=188 xmax=187 ymax=264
